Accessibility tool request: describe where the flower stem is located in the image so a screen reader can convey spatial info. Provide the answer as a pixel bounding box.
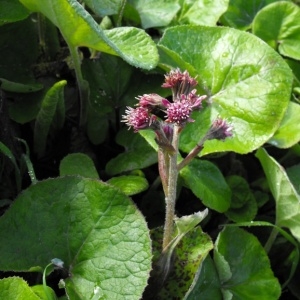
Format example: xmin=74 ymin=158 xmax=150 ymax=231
xmin=177 ymin=136 xmax=206 ymax=171
xmin=162 ymin=125 xmax=180 ymax=251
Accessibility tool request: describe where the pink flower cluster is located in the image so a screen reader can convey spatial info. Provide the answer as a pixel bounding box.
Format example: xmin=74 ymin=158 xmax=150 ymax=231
xmin=122 ymin=68 xmax=232 ymax=143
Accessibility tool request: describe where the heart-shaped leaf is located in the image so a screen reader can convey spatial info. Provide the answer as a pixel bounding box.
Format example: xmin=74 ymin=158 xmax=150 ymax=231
xmin=19 ymin=0 xmax=158 ymax=70
xmin=158 ymin=25 xmax=293 ymax=155
xmin=253 ymin=1 xmax=300 ymax=60
xmin=0 ymin=176 xmax=151 ymax=299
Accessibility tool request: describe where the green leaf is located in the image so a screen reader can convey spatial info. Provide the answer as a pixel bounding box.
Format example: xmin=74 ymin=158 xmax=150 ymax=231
xmin=0 ymin=141 xmax=21 ymax=192
xmin=31 ymin=285 xmax=57 ymax=300
xmin=0 ymin=277 xmax=42 ymax=300
xmin=34 ymin=80 xmax=66 ymax=158
xmin=0 ymin=177 xmax=151 ymax=299
xmin=0 ymin=78 xmax=43 ymax=93
xmin=253 ymin=1 xmax=300 ymax=60
xmin=158 ymin=227 xmax=213 ymax=299
xmin=59 ymin=153 xmax=99 ymax=179
xmin=268 ymin=101 xmax=300 ymax=148
xmin=144 ymin=225 xmax=213 ymax=299
xmin=106 ymin=128 xmax=157 ymax=175
xmin=19 ymin=0 xmax=158 ymax=70
xmin=175 ymin=0 xmax=229 ymax=26
xmin=214 ymin=227 xmax=281 ymax=299
xmin=287 ymin=164 xmax=300 ymax=195
xmin=107 ymin=175 xmax=148 ymax=196
xmin=180 ymin=159 xmax=231 ymax=213
xmin=128 ymin=0 xmax=180 ymax=29
xmin=225 ymin=175 xmax=257 ymax=222
xmin=220 ymin=0 xmax=285 ymax=30
xmin=83 ymin=0 xmax=123 ymax=17
xmin=158 ymin=25 xmax=293 ymax=155
xmin=0 ymin=0 xmax=30 ymax=26
xmin=186 ymin=255 xmax=222 ymax=300
xmin=256 ymin=148 xmax=300 ymax=243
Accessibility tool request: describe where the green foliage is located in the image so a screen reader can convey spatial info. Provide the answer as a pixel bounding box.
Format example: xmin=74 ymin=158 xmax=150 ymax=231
xmin=0 ymin=0 xmax=300 ymax=298
xmin=0 ymin=177 xmax=151 ymax=299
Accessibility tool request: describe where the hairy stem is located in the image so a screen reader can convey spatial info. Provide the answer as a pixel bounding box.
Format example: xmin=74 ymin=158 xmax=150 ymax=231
xmin=162 ymin=125 xmax=180 ymax=251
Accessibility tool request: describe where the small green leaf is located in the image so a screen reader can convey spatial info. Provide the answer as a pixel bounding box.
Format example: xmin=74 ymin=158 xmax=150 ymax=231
xmin=225 ymin=175 xmax=257 ymax=222
xmin=158 ymin=25 xmax=293 ymax=155
xmin=268 ymin=102 xmax=300 ymax=148
xmin=106 ymin=128 xmax=157 ymax=175
xmin=31 ymin=285 xmax=57 ymax=300
xmin=220 ymin=0 xmax=285 ymax=30
xmin=180 ymin=159 xmax=231 ymax=213
xmin=0 ymin=78 xmax=43 ymax=93
xmin=83 ymin=0 xmax=123 ymax=17
xmin=287 ymin=164 xmax=300 ymax=195
xmin=34 ymin=80 xmax=66 ymax=158
xmin=256 ymin=148 xmax=300 ymax=243
xmin=214 ymin=227 xmax=281 ymax=299
xmin=253 ymin=1 xmax=300 ymax=60
xmin=19 ymin=0 xmax=158 ymax=70
xmin=0 ymin=277 xmax=41 ymax=300
xmin=0 ymin=177 xmax=151 ymax=299
xmin=175 ymin=0 xmax=229 ymax=26
xmin=0 ymin=0 xmax=30 ymax=25
xmin=59 ymin=153 xmax=99 ymax=179
xmin=107 ymin=175 xmax=149 ymax=196
xmin=128 ymin=0 xmax=180 ymax=29
xmin=174 ymin=209 xmax=208 ymax=236
xmin=186 ymin=255 xmax=222 ymax=300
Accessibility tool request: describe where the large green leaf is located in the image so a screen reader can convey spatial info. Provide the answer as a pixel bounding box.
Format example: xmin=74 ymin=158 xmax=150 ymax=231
xmin=0 ymin=176 xmax=151 ymax=299
xmin=214 ymin=227 xmax=281 ymax=299
xmin=256 ymin=148 xmax=300 ymax=243
xmin=253 ymin=1 xmax=300 ymax=60
xmin=220 ymin=0 xmax=287 ymax=30
xmin=268 ymin=101 xmax=300 ymax=148
xmin=19 ymin=0 xmax=158 ymax=70
xmin=158 ymin=26 xmax=293 ymax=155
xmin=180 ymin=159 xmax=231 ymax=213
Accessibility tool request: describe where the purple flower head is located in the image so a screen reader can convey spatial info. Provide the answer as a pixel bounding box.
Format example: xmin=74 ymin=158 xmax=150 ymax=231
xmin=180 ymin=89 xmax=207 ymax=110
xmin=162 ymin=99 xmax=194 ymax=125
xmin=122 ymin=106 xmax=157 ymax=132
xmin=207 ymin=118 xmax=233 ymax=141
xmin=162 ymin=68 xmax=198 ymax=100
xmin=136 ymin=93 xmax=165 ymax=109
